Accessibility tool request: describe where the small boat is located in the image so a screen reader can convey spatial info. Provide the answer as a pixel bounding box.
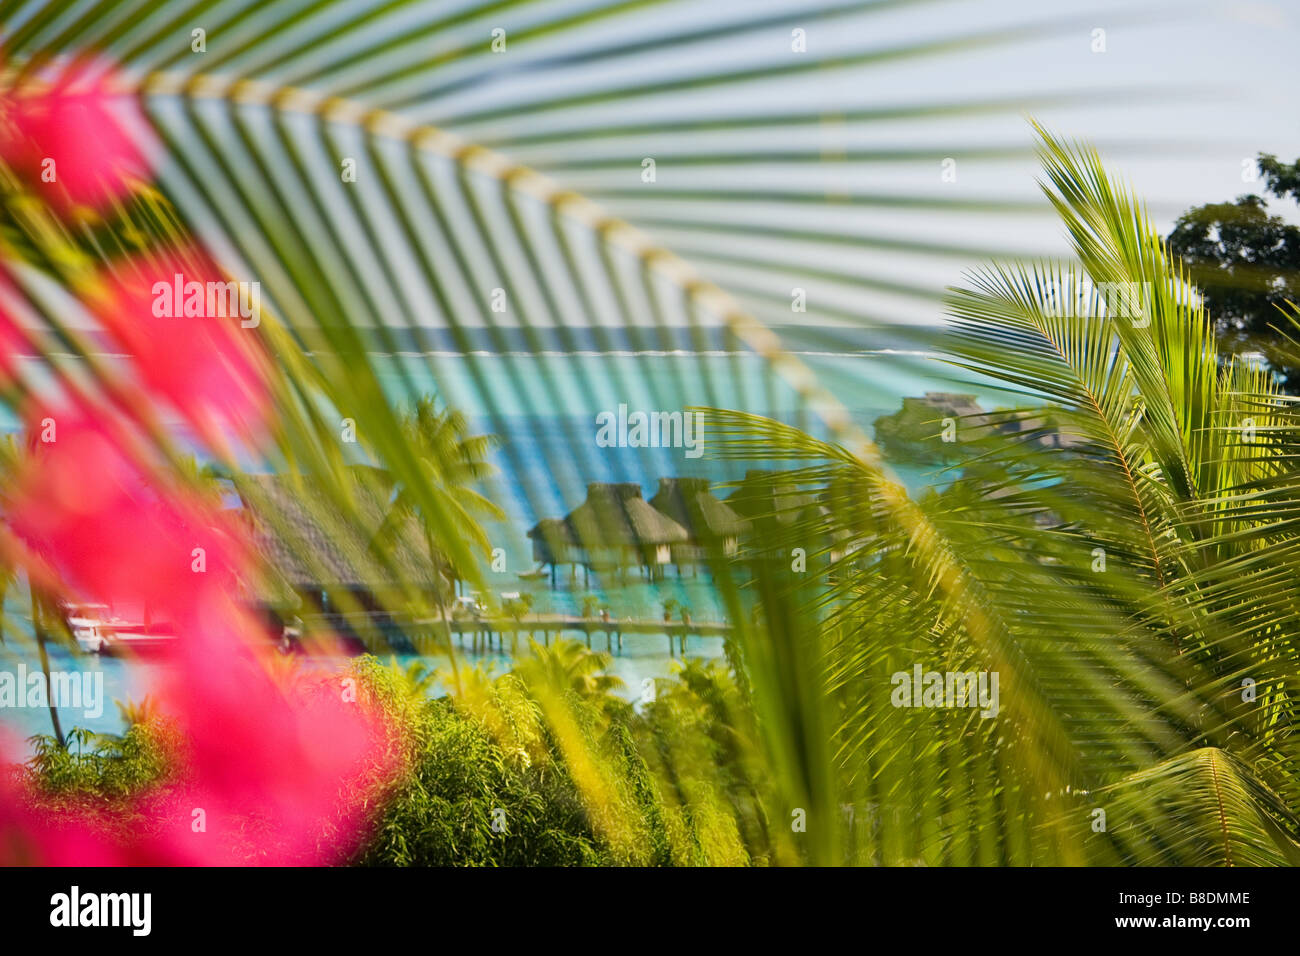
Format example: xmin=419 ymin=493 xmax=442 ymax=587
xmin=61 ymin=602 xmax=123 ymax=654
xmin=517 ymin=568 xmax=547 ymax=581
xmin=60 ymin=602 xmax=177 ymax=655
xmin=98 ymin=624 xmax=178 ymax=656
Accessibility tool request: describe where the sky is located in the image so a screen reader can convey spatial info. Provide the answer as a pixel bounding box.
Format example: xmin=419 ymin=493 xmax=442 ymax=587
xmin=412 ymin=0 xmax=1300 ymax=327
xmin=14 ymin=0 xmax=1298 ymax=330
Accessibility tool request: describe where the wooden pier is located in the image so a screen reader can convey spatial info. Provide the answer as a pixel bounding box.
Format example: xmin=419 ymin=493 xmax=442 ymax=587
xmin=445 ymin=614 xmax=731 ymax=656
xmin=311 ymin=611 xmax=731 ymax=656
xmin=302 ymin=609 xmax=733 ymax=657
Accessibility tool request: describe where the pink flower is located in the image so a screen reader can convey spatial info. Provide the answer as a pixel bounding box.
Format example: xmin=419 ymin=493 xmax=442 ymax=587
xmin=5 ymin=405 xmax=245 ymax=616
xmin=94 ymin=251 xmax=271 ymax=447
xmin=146 ymin=603 xmax=401 ymax=864
xmin=0 ymin=631 xmax=402 ymax=866
xmin=0 ymin=146 xmax=401 ymax=862
xmin=1 ymin=406 xmax=403 ymax=865
xmin=0 ymin=59 xmax=151 ymax=214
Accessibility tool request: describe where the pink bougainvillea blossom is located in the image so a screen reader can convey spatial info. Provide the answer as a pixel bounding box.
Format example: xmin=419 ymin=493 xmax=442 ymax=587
xmin=0 ymin=68 xmax=398 ymax=862
xmin=4 ymin=405 xmax=244 ymax=616
xmin=94 ymin=251 xmax=272 ymax=447
xmin=1 ymin=404 xmax=402 ymax=865
xmin=147 ymin=601 xmax=400 ymax=864
xmin=0 ymin=59 xmax=151 ymax=214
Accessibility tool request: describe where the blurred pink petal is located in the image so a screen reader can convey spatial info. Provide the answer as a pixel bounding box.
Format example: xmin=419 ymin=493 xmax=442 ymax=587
xmin=1 ymin=404 xmax=403 ymax=865
xmin=0 ymin=59 xmax=151 ymax=214
xmin=95 ymin=251 xmax=271 ymax=446
xmin=5 ymin=405 xmax=245 ymax=616
xmin=147 ymin=600 xmax=400 ymax=864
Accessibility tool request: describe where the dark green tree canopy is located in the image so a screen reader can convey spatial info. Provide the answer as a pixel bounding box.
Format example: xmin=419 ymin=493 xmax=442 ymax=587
xmin=1167 ymin=153 xmax=1300 ymax=385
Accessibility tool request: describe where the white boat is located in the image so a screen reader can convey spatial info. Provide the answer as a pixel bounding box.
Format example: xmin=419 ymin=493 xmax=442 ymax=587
xmin=60 ymin=602 xmax=120 ymax=654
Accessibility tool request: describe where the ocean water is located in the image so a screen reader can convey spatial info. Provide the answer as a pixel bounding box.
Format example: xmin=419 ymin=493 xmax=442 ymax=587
xmin=0 ymin=640 xmax=164 ymax=745
xmin=0 ymin=338 xmax=1008 ymax=748
xmin=380 ymin=345 xmax=987 ymax=557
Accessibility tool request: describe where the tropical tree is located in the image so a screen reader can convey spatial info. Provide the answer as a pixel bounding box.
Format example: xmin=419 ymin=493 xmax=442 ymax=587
xmin=0 ymin=430 xmax=66 ymax=744
xmin=373 ymin=395 xmax=504 ymax=610
xmin=515 ymin=638 xmax=625 ymax=702
xmin=701 ymin=126 xmax=1300 ymax=865
xmin=0 ymin=0 xmax=1212 ymax=867
xmin=1167 ymin=152 xmax=1300 ymax=386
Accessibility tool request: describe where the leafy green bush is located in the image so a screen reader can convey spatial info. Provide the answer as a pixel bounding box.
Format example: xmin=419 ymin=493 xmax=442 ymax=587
xmin=347 ymin=650 xmax=770 ymax=866
xmin=26 ymin=721 xmax=181 ymax=801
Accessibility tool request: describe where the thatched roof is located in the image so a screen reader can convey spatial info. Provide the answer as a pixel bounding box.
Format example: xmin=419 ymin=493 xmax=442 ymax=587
xmin=527 ymin=517 xmax=576 ymax=547
xmin=527 ymin=516 xmax=577 ymax=563
xmin=564 ymin=482 xmax=688 ymax=549
xmin=234 ymin=470 xmax=447 ymax=593
xmin=649 ymin=477 xmax=747 ymax=542
xmin=221 ymin=509 xmax=303 ymax=609
xmin=725 ymin=470 xmax=817 ymax=531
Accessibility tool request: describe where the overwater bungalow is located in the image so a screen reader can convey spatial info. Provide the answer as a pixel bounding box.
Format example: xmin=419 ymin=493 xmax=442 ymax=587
xmin=725 ymin=469 xmax=818 ymax=559
xmin=527 ymin=517 xmax=580 ymax=566
xmin=530 ymin=482 xmax=689 ymax=584
xmin=527 ymin=517 xmax=582 ymax=586
xmin=648 ymin=477 xmax=748 ymax=567
xmin=234 ymin=470 xmax=452 ymax=649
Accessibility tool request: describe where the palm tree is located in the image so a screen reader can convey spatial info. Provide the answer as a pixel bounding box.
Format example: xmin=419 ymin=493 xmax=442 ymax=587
xmin=700 ymin=127 xmax=1300 ymax=865
xmin=0 ymin=432 xmax=66 ymax=745
xmin=365 ymin=396 xmax=502 ymax=689
xmin=0 ymin=0 xmax=1202 ymax=866
xmin=374 ymin=395 xmax=504 ymax=615
xmin=516 ymin=638 xmax=625 ymax=702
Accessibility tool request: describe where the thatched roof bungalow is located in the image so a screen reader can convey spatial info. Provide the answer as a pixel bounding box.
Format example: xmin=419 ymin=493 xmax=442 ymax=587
xmin=527 ymin=517 xmax=580 ymax=566
xmin=532 ymin=482 xmax=688 ymax=579
xmin=725 ymin=469 xmax=818 ymax=555
xmin=234 ymin=471 xmax=451 ymax=617
xmin=649 ymin=477 xmax=748 ymax=561
xmin=568 ymin=482 xmax=688 ymax=569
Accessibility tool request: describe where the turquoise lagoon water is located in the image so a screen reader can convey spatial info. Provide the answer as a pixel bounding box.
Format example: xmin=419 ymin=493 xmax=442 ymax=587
xmin=1 ymin=339 xmax=1013 ymax=747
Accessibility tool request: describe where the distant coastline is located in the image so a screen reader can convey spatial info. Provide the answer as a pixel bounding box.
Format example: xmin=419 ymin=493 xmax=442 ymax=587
xmin=48 ymin=323 xmax=946 ymax=357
